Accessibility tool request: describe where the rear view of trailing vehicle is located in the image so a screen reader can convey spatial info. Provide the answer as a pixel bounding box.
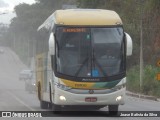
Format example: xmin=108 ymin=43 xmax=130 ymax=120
xmin=19 ymin=69 xmax=32 ymax=81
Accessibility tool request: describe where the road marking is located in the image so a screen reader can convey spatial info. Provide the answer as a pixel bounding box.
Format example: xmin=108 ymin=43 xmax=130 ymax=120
xmin=7 ymin=91 xmax=35 ymax=111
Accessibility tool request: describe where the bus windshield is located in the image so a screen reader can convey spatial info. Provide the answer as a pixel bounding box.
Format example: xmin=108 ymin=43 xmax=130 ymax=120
xmin=55 ymin=27 xmax=124 ymax=78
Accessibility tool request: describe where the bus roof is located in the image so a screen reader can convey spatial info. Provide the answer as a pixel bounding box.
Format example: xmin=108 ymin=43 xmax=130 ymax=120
xmin=54 ymin=9 xmax=123 ymax=26
xmin=38 ymin=9 xmax=123 ymax=31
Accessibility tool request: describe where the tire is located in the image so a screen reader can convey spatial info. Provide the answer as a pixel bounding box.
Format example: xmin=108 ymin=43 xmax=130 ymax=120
xmin=40 ymin=101 xmax=49 ymax=109
xmin=37 ymin=82 xmax=48 ymax=109
xmin=48 ymin=103 xmax=52 ymax=109
xmin=108 ymin=105 xmax=119 ymax=116
xmin=49 ymin=83 xmax=53 ymax=109
xmin=49 ymin=83 xmax=52 ymax=103
xmin=37 ymin=82 xmax=41 ymax=101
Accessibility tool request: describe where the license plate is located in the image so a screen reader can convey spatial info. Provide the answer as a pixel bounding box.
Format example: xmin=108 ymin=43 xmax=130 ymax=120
xmin=85 ymin=97 xmax=97 ymax=102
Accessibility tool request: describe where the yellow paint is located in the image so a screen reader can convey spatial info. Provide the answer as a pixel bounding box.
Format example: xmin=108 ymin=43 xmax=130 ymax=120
xmin=60 ymin=79 xmax=95 ymax=89
xmin=55 ymin=9 xmax=122 ymax=26
xmin=35 ymin=53 xmax=45 ymax=96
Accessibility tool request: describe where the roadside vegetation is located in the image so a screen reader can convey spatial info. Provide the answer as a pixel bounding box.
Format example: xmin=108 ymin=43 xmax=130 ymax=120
xmin=0 ymin=0 xmax=160 ymax=97
xmin=127 ymin=65 xmax=160 ymax=97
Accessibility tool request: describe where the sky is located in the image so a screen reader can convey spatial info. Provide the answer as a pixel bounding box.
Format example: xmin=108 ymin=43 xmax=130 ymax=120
xmin=0 ymin=0 xmax=36 ymax=24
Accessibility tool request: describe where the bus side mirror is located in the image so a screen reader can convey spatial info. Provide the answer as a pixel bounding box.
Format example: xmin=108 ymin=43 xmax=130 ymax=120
xmin=49 ymin=32 xmax=55 ymax=55
xmin=125 ymin=32 xmax=133 ymax=56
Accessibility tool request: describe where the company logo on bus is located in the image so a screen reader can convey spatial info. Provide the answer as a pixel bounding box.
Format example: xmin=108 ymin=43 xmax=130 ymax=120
xmin=89 ymin=90 xmax=94 ymax=94
xmin=82 ymin=78 xmax=100 ymax=81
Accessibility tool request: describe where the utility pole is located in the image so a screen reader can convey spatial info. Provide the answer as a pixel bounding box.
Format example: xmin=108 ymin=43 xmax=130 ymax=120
xmin=28 ymin=37 xmax=30 ymax=66
xmin=13 ymin=32 xmax=16 ymax=50
xmin=139 ymin=0 xmax=144 ymax=94
xmin=140 ymin=17 xmax=143 ymax=93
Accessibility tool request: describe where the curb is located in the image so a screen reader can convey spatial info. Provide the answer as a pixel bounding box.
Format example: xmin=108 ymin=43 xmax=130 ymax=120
xmin=126 ymin=91 xmax=158 ymax=101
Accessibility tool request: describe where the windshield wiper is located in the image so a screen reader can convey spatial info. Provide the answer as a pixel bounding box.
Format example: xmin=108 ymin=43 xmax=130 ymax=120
xmin=92 ymin=49 xmax=107 ymax=77
xmin=75 ymin=49 xmax=108 ymax=77
xmin=93 ymin=57 xmax=108 ymax=77
xmin=75 ymin=57 xmax=89 ymax=77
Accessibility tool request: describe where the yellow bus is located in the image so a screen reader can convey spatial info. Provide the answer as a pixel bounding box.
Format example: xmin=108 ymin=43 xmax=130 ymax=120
xmin=35 ymin=9 xmax=132 ymax=114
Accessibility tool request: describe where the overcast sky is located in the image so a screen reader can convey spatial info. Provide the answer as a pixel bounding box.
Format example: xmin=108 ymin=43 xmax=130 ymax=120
xmin=0 ymin=0 xmax=9 ymax=7
xmin=0 ymin=0 xmax=35 ymax=5
xmin=0 ymin=0 xmax=36 ymax=12
xmin=0 ymin=0 xmax=35 ymax=24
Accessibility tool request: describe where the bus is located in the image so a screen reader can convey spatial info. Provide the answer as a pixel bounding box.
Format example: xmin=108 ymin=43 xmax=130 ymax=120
xmin=35 ymin=9 xmax=132 ymax=114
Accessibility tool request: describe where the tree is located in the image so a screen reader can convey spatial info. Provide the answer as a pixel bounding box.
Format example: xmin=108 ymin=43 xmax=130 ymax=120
xmin=4 ymin=0 xmax=76 ymax=65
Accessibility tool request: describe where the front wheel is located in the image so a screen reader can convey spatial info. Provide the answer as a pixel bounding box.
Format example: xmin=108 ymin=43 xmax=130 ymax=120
xmin=108 ymin=105 xmax=119 ymax=115
xmin=40 ymin=101 xmax=49 ymax=109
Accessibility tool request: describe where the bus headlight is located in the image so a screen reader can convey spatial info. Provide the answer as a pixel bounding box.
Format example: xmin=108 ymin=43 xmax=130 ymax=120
xmin=59 ymin=95 xmax=66 ymax=101
xmin=116 ymin=96 xmax=122 ymax=102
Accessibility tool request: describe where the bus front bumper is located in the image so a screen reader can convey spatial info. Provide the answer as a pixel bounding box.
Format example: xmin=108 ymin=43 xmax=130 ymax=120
xmin=53 ymin=87 xmax=126 ymax=106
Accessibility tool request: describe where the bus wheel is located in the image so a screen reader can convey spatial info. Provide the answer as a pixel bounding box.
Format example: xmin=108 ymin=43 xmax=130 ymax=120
xmin=52 ymin=104 xmax=61 ymax=114
xmin=49 ymin=83 xmax=53 ymax=109
xmin=40 ymin=101 xmax=49 ymax=109
xmin=108 ymin=105 xmax=118 ymax=116
xmin=37 ymin=82 xmax=41 ymax=101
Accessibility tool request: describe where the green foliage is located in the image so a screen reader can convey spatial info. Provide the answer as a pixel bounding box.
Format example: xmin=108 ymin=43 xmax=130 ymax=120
xmin=127 ymin=65 xmax=140 ymax=93
xmin=1 ymin=0 xmax=160 ymax=97
xmin=77 ymin=0 xmax=106 ymax=8
xmin=36 ymin=0 xmax=76 ymax=9
xmin=5 ymin=3 xmax=52 ymax=65
xmin=3 ymin=0 xmax=76 ymax=66
xmin=142 ymin=65 xmax=160 ymax=96
xmin=127 ymin=65 xmax=160 ymax=97
xmin=147 ymin=0 xmax=160 ymax=10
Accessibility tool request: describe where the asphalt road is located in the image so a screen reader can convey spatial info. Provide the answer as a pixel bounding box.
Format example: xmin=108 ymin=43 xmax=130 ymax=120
xmin=0 ymin=47 xmax=160 ymax=120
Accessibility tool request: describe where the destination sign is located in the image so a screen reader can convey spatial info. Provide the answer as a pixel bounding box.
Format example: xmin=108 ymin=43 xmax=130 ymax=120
xmin=63 ymin=28 xmax=86 ymax=32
